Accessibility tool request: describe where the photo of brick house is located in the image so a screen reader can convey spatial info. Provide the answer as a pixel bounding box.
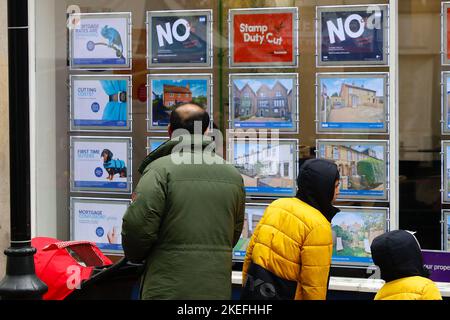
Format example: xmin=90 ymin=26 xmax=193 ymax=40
xmin=319 ymin=143 xmax=385 ymax=192
xmin=233 ymin=82 xmax=257 ymax=117
xmin=319 ymin=75 xmax=385 ymax=124
xmin=149 ymin=76 xmax=209 ymax=128
xmin=233 ymin=141 xmax=295 ymax=191
xmin=162 ymin=83 xmax=192 ymax=107
xmin=232 ymin=77 xmax=294 ymax=123
xmin=331 ymin=209 xmax=386 ymax=259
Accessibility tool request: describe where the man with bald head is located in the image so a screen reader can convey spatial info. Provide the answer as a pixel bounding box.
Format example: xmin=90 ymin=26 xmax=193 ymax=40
xmin=122 ymin=103 xmax=245 ymax=300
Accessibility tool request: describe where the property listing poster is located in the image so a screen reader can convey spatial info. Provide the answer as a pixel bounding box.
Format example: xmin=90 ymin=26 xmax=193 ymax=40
xmin=317 ymin=140 xmax=388 ymax=201
xmin=148 ymin=11 xmax=210 ymax=67
xmin=331 ymin=207 xmax=387 ymax=265
xmin=317 ymin=73 xmax=387 ymax=133
xmin=445 ymin=211 xmax=450 ymax=251
xmin=319 ymin=6 xmax=386 ymax=65
xmin=71 ymin=13 xmax=130 ymax=68
xmin=231 ymin=140 xmax=297 ymax=197
xmin=72 ymin=198 xmax=130 ymax=252
xmin=233 ymin=205 xmax=266 ymax=259
xmin=447 ymin=7 xmax=450 ymax=63
xmin=148 ymin=74 xmax=211 ymax=131
xmin=231 ymin=74 xmax=297 ymax=131
xmin=444 ymin=73 xmax=450 ymax=132
xmin=147 ymin=137 xmax=168 ymax=152
xmin=72 ymin=138 xmax=131 ymax=193
xmin=71 ymin=76 xmax=130 ymax=130
xmin=446 ymin=143 xmax=450 ymax=202
xmin=231 ymin=8 xmax=297 ymax=67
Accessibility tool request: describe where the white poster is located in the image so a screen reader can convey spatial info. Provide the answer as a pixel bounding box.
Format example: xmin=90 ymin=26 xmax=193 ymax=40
xmin=71 ymin=198 xmax=130 ymax=253
xmin=71 ymin=75 xmax=132 ymax=131
xmin=70 ymin=13 xmax=131 ymax=69
xmin=71 ymin=137 xmax=132 ymax=193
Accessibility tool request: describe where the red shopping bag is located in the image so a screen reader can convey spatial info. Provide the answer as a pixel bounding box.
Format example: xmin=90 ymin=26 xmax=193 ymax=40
xmin=32 ymin=237 xmax=112 ymax=300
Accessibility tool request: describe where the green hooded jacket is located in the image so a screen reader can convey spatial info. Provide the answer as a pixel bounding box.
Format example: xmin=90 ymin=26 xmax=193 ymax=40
xmin=121 ymin=134 xmax=246 ymax=300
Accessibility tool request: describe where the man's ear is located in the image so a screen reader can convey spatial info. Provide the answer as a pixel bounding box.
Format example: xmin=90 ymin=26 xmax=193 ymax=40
xmin=168 ymin=124 xmax=173 ymax=138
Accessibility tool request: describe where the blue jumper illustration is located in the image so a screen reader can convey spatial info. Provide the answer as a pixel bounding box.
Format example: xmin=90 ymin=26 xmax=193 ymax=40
xmin=87 ymin=25 xmax=124 ymax=58
xmin=101 ymin=149 xmax=127 ymax=181
xmin=100 ymin=80 xmax=127 ymax=123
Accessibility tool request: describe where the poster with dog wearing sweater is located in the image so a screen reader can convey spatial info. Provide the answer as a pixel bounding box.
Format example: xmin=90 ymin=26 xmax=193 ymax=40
xmin=71 ymin=137 xmax=132 ymax=193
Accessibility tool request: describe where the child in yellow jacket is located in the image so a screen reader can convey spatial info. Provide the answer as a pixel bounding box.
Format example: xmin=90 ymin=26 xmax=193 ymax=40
xmin=370 ymin=230 xmax=442 ymax=300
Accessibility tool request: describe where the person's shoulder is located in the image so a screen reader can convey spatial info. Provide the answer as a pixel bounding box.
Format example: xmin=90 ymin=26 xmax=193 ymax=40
xmin=140 ymin=155 xmax=172 ymax=176
xmin=268 ymin=198 xmax=329 ymax=228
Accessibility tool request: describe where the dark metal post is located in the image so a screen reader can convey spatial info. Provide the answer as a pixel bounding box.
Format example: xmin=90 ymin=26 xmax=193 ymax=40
xmin=0 ymin=0 xmax=47 ymax=300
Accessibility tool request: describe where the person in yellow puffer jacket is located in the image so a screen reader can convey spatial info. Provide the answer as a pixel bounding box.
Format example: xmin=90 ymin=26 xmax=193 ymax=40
xmin=241 ymin=158 xmax=340 ymax=300
xmin=371 ymin=230 xmax=442 ymax=300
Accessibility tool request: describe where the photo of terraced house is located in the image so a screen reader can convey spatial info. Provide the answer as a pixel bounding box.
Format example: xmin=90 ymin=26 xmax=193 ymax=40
xmin=318 ymin=74 xmax=386 ymax=128
xmin=232 ymin=140 xmax=295 ymax=194
xmin=331 ymin=209 xmax=386 ymax=260
xmin=233 ymin=206 xmax=266 ymax=258
xmin=231 ymin=76 xmax=295 ymax=127
xmin=319 ymin=142 xmax=386 ymax=194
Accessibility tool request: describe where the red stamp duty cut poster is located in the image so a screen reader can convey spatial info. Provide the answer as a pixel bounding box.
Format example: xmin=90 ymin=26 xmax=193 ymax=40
xmin=232 ymin=11 xmax=294 ymax=64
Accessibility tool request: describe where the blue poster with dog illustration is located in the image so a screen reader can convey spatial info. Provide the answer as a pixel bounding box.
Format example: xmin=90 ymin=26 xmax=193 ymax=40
xmin=317 ymin=5 xmax=388 ymax=66
xmin=70 ymin=13 xmax=131 ymax=69
xmin=71 ymin=137 xmax=132 ymax=193
xmin=71 ymin=76 xmax=131 ymax=131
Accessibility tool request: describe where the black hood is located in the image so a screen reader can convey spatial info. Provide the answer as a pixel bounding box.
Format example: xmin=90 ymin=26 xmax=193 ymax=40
xmin=296 ymin=158 xmax=340 ymax=222
xmin=370 ymin=230 xmax=430 ymax=282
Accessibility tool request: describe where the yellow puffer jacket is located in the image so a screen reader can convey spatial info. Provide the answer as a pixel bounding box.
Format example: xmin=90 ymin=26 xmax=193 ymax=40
xmin=374 ymin=276 xmax=442 ymax=300
xmin=242 ymin=197 xmax=333 ymax=300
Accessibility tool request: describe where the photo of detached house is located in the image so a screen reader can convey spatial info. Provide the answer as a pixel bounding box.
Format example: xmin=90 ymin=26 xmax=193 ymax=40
xmin=331 ymin=209 xmax=386 ymax=259
xmin=232 ymin=76 xmax=295 ymax=126
xmin=319 ymin=75 xmax=385 ymax=126
xmin=149 ymin=77 xmax=209 ymax=128
xmin=233 ymin=140 xmax=296 ymax=195
xmin=319 ymin=142 xmax=386 ymax=194
xmin=233 ymin=206 xmax=266 ymax=258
